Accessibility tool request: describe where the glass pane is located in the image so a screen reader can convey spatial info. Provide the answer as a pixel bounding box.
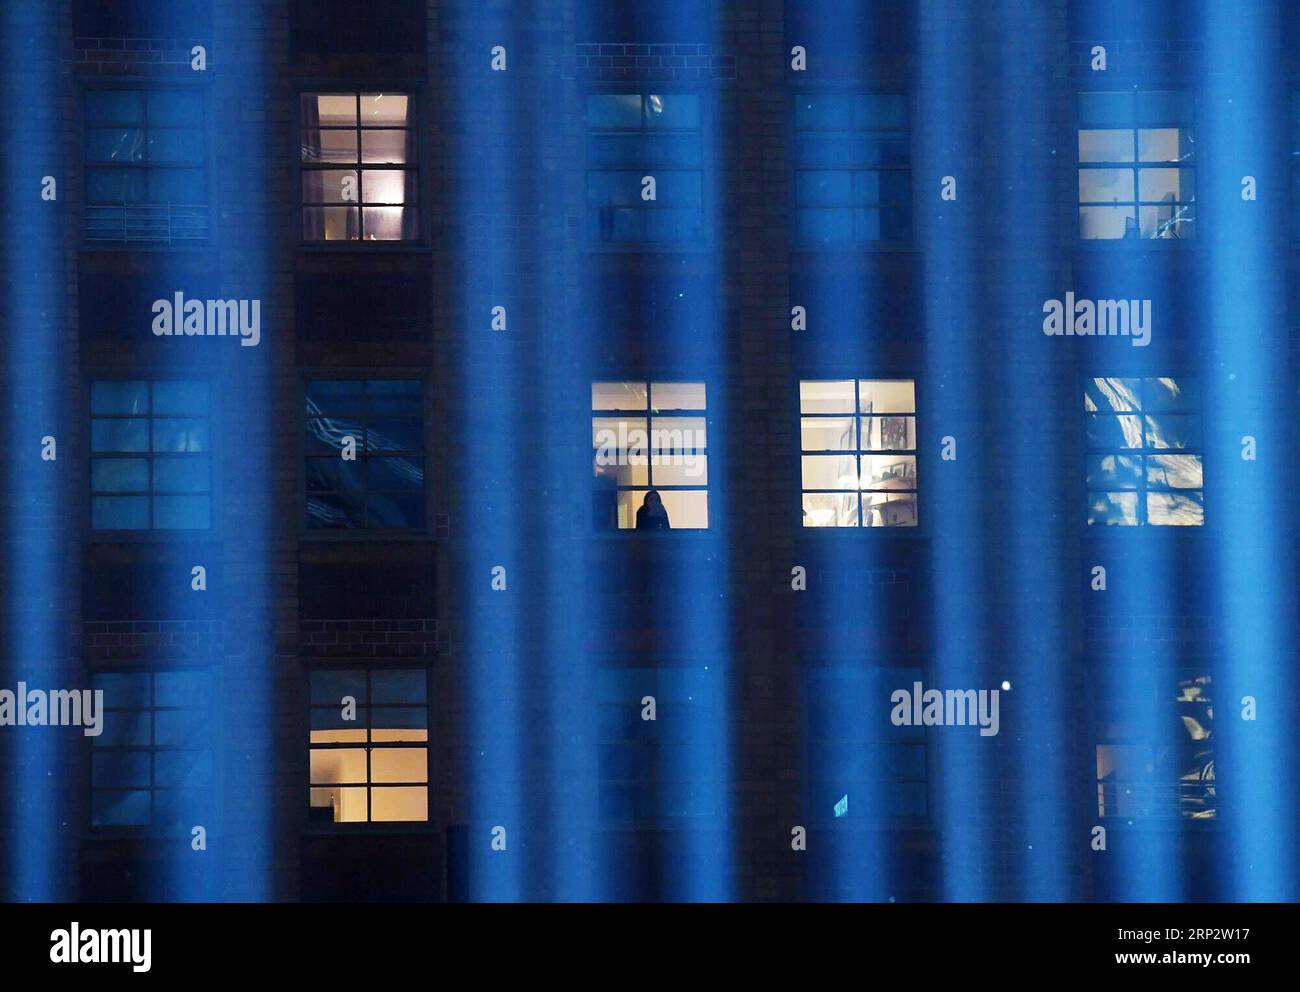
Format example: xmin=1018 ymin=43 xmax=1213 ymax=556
xmin=153 ymin=457 xmax=209 ymax=493
xmin=1079 ymin=167 xmax=1134 ymax=203
xmin=644 ymin=133 xmax=701 ymax=168
xmin=856 ymin=94 xmax=908 ymax=129
xmin=863 ymin=491 xmax=918 ymax=527
xmin=309 ymin=747 xmax=367 ymax=785
xmin=92 ymin=380 xmax=148 ymax=415
xmin=1138 ymin=167 xmax=1193 ymax=203
xmin=96 ymin=709 xmax=150 ymax=747
xmin=650 ymin=455 xmax=707 ymax=486
xmin=645 ymin=93 xmax=699 ymax=129
xmin=149 ymin=168 xmax=205 ymax=202
xmin=587 ymin=94 xmax=642 ymax=128
xmin=311 ymin=670 xmax=366 ymax=706
xmin=370 ymin=747 xmax=427 ymax=783
xmin=1147 ymin=454 xmax=1203 ymax=489
xmin=302 ymin=128 xmax=358 ymax=164
xmin=859 ymin=380 xmax=915 ymax=414
xmin=94 ymin=672 xmax=150 ymax=706
xmin=371 ymin=711 xmax=429 ymax=740
xmin=91 ymin=458 xmax=148 ymax=493
xmin=312 ymin=786 xmax=367 ymax=822
xmin=1139 ymin=202 xmax=1194 ymax=239
xmin=371 ymin=670 xmax=427 ymax=704
xmin=152 ymin=419 xmax=208 ymax=452
xmin=303 ymin=93 xmax=356 ymax=127
xmin=360 ymin=169 xmax=410 ymax=203
xmin=1079 ymin=204 xmax=1137 ymax=239
xmin=86 ymin=127 xmax=145 ymax=163
xmin=155 ymin=671 xmax=211 ymax=708
xmin=155 ymin=749 xmax=212 ymax=788
xmin=801 ymin=416 xmax=856 ymax=451
xmin=797 ymin=170 xmax=851 ymax=207
xmin=147 ymin=129 xmax=202 ymax=162
xmin=92 ymin=419 xmax=149 ymax=452
xmin=862 ymin=415 xmax=915 ymax=450
xmin=86 ymin=167 xmax=147 ymax=203
xmin=92 ymin=495 xmax=149 ymax=529
xmin=85 ymin=90 xmax=145 ymax=124
xmin=92 ymin=790 xmax=150 ymax=826
xmin=92 ymin=752 xmax=150 ymax=788
xmin=1086 ymin=414 xmax=1144 ymax=448
xmin=1087 ymin=453 xmax=1142 ymax=489
xmin=1138 ymin=128 xmax=1191 ymax=163
xmin=861 ymin=455 xmax=916 ymax=490
xmin=361 ymin=129 xmax=411 ymax=164
xmin=1147 ymin=491 xmax=1204 ymax=526
xmin=592 ymin=416 xmax=648 ymax=452
xmin=370 ymin=786 xmax=427 ymax=821
xmin=802 ymin=454 xmax=857 ymax=490
xmin=655 ymin=489 xmax=708 ymax=529
xmin=803 ymin=491 xmax=859 ymax=527
xmin=1078 ymin=129 xmax=1134 ymax=163
xmin=650 ymin=415 xmax=706 ymax=452
xmin=302 ymin=205 xmax=358 ymax=241
xmin=147 ymin=90 xmax=202 ymax=125
xmin=1144 ymin=377 xmax=1197 ymax=412
xmin=800 ymin=380 xmax=855 ymax=414
xmin=360 ymin=93 xmax=409 ymax=126
xmin=302 ymin=169 xmax=358 ymax=204
xmin=1136 ymin=91 xmax=1190 ymax=127
xmin=1144 ymin=414 xmax=1201 ymax=449
xmin=366 ymin=419 xmax=423 ymax=451
xmin=1086 ymin=377 xmax=1141 ymax=412
xmin=650 ymin=382 xmax=705 ymax=410
xmin=1088 ymin=491 xmax=1139 ymax=525
xmin=593 ymin=382 xmax=648 ymax=410
xmin=795 ymin=94 xmax=854 ymax=130
xmin=361 ymin=206 xmax=414 ymax=240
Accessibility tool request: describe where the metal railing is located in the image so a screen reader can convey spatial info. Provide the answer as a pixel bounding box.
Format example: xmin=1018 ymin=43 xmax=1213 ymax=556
xmin=86 ymin=203 xmax=209 ymax=245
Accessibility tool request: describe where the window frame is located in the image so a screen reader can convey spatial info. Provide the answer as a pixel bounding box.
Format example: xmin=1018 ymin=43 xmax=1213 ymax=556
xmin=80 ymin=82 xmax=212 ymax=247
xmin=795 ymin=375 xmax=923 ymax=534
xmin=787 ymin=86 xmax=916 ymax=253
xmin=305 ymin=663 xmax=434 ymax=830
xmin=590 ymin=378 xmax=711 ymax=533
xmin=1083 ymin=374 xmax=1206 ymax=528
xmin=294 ymin=86 xmax=426 ymax=250
xmin=582 ymin=86 xmax=713 ymax=253
xmin=87 ymin=666 xmax=216 ymax=835
xmin=300 ymin=372 xmax=430 ymax=538
xmin=87 ymin=374 xmax=217 ymax=538
xmin=1075 ymin=88 xmax=1197 ymax=246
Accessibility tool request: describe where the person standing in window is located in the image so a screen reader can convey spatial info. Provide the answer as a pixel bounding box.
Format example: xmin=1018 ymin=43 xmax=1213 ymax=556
xmin=636 ymin=490 xmax=671 ymax=531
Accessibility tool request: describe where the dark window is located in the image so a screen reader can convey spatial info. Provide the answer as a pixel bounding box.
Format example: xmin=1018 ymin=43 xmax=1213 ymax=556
xmin=91 ymin=380 xmax=211 ymax=530
xmin=84 ymin=89 xmax=208 ymax=244
xmin=1078 ymin=90 xmax=1195 ymax=240
xmin=91 ymin=670 xmax=214 ymax=829
xmin=1085 ymin=376 xmax=1203 ymax=526
xmin=309 ymin=668 xmax=429 ymax=823
xmin=597 ymin=667 xmax=721 ymax=820
xmin=586 ymin=93 xmax=703 ymax=244
xmin=806 ymin=666 xmax=927 ymax=821
xmin=305 ymin=379 xmax=425 ymax=529
xmin=793 ymin=93 xmax=911 ymax=245
xmin=300 ymin=92 xmax=418 ymax=242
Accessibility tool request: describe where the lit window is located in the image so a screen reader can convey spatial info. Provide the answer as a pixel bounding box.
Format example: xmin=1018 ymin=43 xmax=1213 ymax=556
xmin=793 ymin=93 xmax=911 ymax=245
xmin=300 ymin=92 xmax=418 ymax=241
xmin=91 ymin=380 xmax=211 ymax=530
xmin=91 ymin=670 xmax=214 ymax=829
xmin=309 ymin=669 xmax=429 ymax=823
xmin=800 ymin=379 xmax=917 ymax=527
xmin=1078 ymin=90 xmax=1195 ymax=240
xmin=1085 ymin=376 xmax=1203 ymax=526
xmin=84 ymin=88 xmax=207 ymax=244
xmin=592 ymin=381 xmax=708 ymax=530
xmin=585 ymin=93 xmax=703 ymax=243
xmin=305 ymin=379 xmax=425 ymax=530
xmin=597 ymin=667 xmax=720 ymax=820
xmin=1096 ymin=674 xmax=1214 ymax=819
xmin=806 ymin=667 xmax=927 ymax=821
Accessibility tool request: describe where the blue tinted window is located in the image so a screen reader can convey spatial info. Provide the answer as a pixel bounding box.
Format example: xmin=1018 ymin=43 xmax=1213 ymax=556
xmin=305 ymin=379 xmax=425 ymax=530
xmin=91 ymin=380 xmax=211 ymax=530
xmin=794 ymin=92 xmax=911 ymax=246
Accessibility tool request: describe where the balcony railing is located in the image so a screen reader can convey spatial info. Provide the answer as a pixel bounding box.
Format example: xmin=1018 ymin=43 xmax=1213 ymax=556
xmin=86 ymin=203 xmax=209 ymax=245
